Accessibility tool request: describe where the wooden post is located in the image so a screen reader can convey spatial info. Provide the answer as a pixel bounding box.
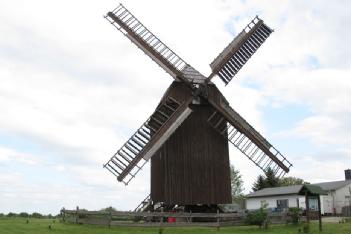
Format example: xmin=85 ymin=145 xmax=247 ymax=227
xmin=159 ymin=207 xmax=164 ymax=233
xmin=61 ymin=207 xmax=65 ymax=222
xmin=76 ymin=206 xmax=79 ymax=224
xmin=317 ymin=195 xmax=322 ymax=231
xmin=216 ymin=209 xmax=220 ymax=231
xmin=108 ymin=210 xmax=112 ymax=228
xmin=305 ymin=192 xmax=310 ymax=223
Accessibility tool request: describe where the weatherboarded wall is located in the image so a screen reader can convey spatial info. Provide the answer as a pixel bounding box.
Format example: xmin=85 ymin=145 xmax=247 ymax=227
xmin=246 ymin=195 xmax=305 ymax=210
xmin=151 ymin=81 xmax=231 ymax=205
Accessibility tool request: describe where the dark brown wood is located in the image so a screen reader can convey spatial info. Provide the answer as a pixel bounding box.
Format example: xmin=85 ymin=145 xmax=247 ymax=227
xmin=107 ymin=11 xmax=191 ymax=86
xmin=305 ymin=192 xmax=310 ymax=223
xmin=151 ymin=81 xmax=231 ymax=205
xmin=117 ymin=95 xmax=193 ymax=181
xmin=206 ymin=92 xmax=290 ymax=173
xmin=208 ymin=19 xmax=264 ymax=80
xmin=318 ymin=195 xmax=322 ymax=231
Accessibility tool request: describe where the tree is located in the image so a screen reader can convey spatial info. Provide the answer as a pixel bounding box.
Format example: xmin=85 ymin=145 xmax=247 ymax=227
xmin=30 ymin=212 xmax=43 ymax=218
xmin=230 ymin=165 xmax=244 ymax=199
xmin=265 ymin=168 xmax=280 ymax=187
xmin=252 ymin=175 xmax=266 ymax=191
xmin=100 ymin=206 xmax=118 ymax=212
xmin=7 ymin=212 xmax=17 ymax=217
xmin=19 ymin=212 xmax=29 ymax=218
xmin=252 ymin=168 xmax=309 ymax=192
xmin=252 ymin=168 xmax=280 ymax=191
xmin=279 ymin=177 xmax=307 ymax=186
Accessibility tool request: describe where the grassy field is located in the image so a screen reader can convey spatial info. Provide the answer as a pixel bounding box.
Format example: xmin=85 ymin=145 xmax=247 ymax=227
xmin=1 ymin=218 xmax=351 ymax=234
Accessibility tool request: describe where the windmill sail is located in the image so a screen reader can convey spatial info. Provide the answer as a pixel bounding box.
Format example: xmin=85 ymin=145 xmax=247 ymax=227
xmin=105 ymin=4 xmax=206 ymax=84
xmin=207 ymin=97 xmax=292 ymax=177
xmin=207 ymin=16 xmax=273 ymax=85
xmin=104 ymin=97 xmax=193 ymax=185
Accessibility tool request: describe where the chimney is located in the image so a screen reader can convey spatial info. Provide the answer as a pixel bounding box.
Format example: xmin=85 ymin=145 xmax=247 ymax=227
xmin=345 ymin=169 xmax=351 ymax=180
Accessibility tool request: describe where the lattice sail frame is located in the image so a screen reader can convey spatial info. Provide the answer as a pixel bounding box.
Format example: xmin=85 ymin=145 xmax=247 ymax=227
xmin=208 ymin=16 xmax=274 ymax=85
xmin=105 ymin=4 xmax=206 ymax=84
xmin=104 ymin=97 xmax=193 ymax=184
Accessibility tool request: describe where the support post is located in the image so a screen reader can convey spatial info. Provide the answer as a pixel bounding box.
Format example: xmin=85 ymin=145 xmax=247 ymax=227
xmin=318 ymin=195 xmax=322 ymax=231
xmin=109 ymin=209 xmax=112 ymax=228
xmin=76 ymin=206 xmax=79 ymax=224
xmin=305 ymin=192 xmax=310 ymax=223
xmin=159 ymin=207 xmax=164 ymax=233
xmin=216 ymin=209 xmax=220 ymax=231
xmin=61 ymin=207 xmax=65 ymax=222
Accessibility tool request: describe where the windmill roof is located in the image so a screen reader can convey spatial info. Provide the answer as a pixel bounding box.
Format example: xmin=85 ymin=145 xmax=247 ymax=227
xmin=181 ymin=65 xmax=207 ymax=83
xmin=313 ymin=180 xmax=351 ymax=191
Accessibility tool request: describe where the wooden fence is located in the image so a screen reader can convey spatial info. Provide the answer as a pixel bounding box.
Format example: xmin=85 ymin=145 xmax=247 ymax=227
xmin=60 ymin=208 xmax=291 ymax=227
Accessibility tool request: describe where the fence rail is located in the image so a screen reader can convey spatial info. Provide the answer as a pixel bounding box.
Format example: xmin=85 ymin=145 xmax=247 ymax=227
xmin=60 ymin=208 xmax=291 ymax=227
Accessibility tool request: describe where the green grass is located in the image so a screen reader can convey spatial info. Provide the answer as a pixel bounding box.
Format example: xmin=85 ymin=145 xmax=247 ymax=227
xmin=1 ymin=218 xmax=351 ymax=234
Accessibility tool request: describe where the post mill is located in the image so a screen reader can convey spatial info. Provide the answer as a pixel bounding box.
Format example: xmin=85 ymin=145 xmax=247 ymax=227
xmin=103 ymin=3 xmax=292 ymax=212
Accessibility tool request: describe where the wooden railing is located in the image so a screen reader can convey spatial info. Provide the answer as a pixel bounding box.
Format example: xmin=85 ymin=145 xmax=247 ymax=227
xmin=60 ymin=208 xmax=291 ymax=227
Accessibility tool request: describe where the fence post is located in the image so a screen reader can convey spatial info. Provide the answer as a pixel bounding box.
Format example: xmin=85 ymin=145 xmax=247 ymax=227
xmin=158 ymin=207 xmax=164 ymax=233
xmin=76 ymin=206 xmax=79 ymax=224
xmin=61 ymin=207 xmax=66 ymax=222
xmin=216 ymin=209 xmax=220 ymax=231
xmin=160 ymin=207 xmax=164 ymax=225
xmin=108 ymin=210 xmax=112 ymax=228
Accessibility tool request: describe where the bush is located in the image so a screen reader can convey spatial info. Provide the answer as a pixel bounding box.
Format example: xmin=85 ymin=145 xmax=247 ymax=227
xmin=246 ymin=207 xmax=269 ymax=228
xmin=31 ymin=212 xmax=43 ymax=218
xmin=7 ymin=212 xmax=17 ymax=217
xmin=19 ymin=212 xmax=29 ymax=218
xmin=289 ymin=207 xmax=300 ymax=225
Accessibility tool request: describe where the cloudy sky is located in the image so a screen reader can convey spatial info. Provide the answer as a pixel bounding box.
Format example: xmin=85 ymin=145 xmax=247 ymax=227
xmin=1 ymin=0 xmax=350 ymax=214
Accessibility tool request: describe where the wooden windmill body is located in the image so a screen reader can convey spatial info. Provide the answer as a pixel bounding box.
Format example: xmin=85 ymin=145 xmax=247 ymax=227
xmin=103 ymin=4 xmax=293 ymax=210
xmin=151 ymin=82 xmax=231 ymax=205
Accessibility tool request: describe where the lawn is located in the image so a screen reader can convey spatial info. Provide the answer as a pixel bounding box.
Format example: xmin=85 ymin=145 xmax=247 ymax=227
xmin=1 ymin=218 xmax=351 ymax=234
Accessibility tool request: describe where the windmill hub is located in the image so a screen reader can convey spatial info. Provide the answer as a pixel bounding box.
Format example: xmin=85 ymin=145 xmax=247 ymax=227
xmin=103 ymin=3 xmax=292 ymax=212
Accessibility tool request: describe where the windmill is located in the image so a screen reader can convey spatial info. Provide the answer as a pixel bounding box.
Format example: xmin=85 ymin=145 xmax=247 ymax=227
xmin=103 ymin=4 xmax=292 ymax=211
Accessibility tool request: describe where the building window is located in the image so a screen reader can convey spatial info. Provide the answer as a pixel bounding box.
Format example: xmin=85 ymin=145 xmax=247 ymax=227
xmin=308 ymin=197 xmax=318 ymax=211
xmin=277 ymin=199 xmax=289 ymax=211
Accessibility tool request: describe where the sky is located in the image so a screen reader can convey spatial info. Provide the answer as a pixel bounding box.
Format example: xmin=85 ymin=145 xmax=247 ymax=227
xmin=0 ymin=0 xmax=350 ymax=215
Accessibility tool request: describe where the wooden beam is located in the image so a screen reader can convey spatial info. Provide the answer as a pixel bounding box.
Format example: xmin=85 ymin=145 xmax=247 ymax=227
xmin=107 ymin=12 xmax=191 ymax=86
xmin=207 ymin=97 xmax=289 ymax=173
xmin=117 ymin=97 xmax=193 ymax=181
xmin=318 ymin=195 xmax=322 ymax=231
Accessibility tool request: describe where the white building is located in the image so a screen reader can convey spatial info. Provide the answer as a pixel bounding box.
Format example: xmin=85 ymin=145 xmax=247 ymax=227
xmin=246 ymin=185 xmax=307 ymax=212
xmin=314 ymin=180 xmax=351 ymax=214
xmin=246 ymin=170 xmax=351 ymax=215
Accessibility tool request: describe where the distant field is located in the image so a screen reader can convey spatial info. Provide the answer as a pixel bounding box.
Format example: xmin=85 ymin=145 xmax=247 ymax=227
xmin=1 ymin=218 xmax=351 ymax=234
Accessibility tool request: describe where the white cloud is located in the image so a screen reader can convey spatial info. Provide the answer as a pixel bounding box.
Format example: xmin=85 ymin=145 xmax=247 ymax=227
xmin=0 ymin=0 xmax=350 ymax=213
xmin=0 ymin=146 xmax=39 ymax=166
